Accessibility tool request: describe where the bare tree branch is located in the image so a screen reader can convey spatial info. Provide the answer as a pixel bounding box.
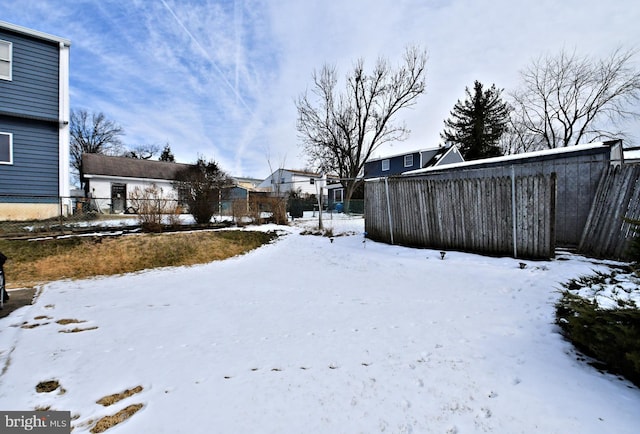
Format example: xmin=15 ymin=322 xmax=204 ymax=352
xmin=71 ymin=109 xmax=124 ymax=174
xmin=507 ymin=48 xmax=640 ymax=152
xmin=296 ymin=46 xmax=427 ymax=210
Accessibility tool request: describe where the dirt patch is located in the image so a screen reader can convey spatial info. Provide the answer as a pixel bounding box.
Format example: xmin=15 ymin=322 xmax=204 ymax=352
xmin=90 ymin=404 xmax=143 ymax=433
xmin=96 ymin=386 xmax=143 ymax=407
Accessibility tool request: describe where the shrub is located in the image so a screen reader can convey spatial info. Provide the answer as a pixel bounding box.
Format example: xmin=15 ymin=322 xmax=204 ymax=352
xmin=128 ymin=184 xmax=179 ymax=232
xmin=173 ymin=158 xmax=230 ymax=225
xmin=556 ymin=273 xmax=640 ymax=387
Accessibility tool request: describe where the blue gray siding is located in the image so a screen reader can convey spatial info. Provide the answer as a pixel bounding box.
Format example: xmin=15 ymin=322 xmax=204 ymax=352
xmin=0 ymin=28 xmax=60 ymax=121
xmin=0 ymin=25 xmax=61 ymax=202
xmin=365 ymin=152 xmax=421 ymax=178
xmin=0 ymin=117 xmax=59 ymax=198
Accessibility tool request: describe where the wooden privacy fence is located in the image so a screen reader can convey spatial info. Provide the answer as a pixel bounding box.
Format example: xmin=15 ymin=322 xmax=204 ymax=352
xmin=365 ymin=173 xmax=556 ymax=259
xmin=579 ymin=164 xmax=640 ymax=260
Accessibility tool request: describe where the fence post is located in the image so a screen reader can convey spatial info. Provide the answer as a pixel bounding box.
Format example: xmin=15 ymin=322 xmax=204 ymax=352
xmin=511 ymin=166 xmax=518 ymax=258
xmin=384 ymin=177 xmax=394 ymax=244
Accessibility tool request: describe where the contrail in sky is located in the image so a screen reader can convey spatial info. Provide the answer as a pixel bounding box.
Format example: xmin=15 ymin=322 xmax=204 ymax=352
xmin=159 ymin=0 xmax=253 ymax=114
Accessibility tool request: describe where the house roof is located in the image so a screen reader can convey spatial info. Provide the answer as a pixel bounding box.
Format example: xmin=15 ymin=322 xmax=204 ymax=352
xmin=0 ymin=20 xmax=71 ymax=46
xmin=402 ymin=141 xmax=616 ymax=176
xmin=283 ymin=168 xmax=321 ymax=177
xmin=81 ymin=154 xmax=192 ymax=181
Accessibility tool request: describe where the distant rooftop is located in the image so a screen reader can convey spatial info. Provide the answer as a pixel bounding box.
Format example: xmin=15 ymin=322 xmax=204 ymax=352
xmin=81 ymin=154 xmax=191 ymax=181
xmin=403 ymin=141 xmax=615 ymax=176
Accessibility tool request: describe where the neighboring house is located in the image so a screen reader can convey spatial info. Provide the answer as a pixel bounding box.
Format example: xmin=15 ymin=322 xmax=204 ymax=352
xmin=364 ymin=145 xmax=464 ymax=179
xmin=81 ymin=153 xmax=191 ymax=213
xmin=234 ymin=177 xmax=263 ymax=190
xmin=221 ymin=177 xmax=271 ymax=214
xmin=258 ymin=168 xmax=322 ymax=197
xmin=0 ymin=21 xmax=71 ymax=220
xmin=325 ymin=176 xmax=364 ymax=212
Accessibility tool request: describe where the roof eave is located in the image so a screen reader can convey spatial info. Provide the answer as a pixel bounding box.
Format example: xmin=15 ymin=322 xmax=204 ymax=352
xmin=0 ymin=20 xmax=71 ymax=46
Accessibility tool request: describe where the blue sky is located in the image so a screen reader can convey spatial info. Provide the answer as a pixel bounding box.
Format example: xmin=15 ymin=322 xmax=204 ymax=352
xmin=1 ymin=0 xmax=639 ymax=178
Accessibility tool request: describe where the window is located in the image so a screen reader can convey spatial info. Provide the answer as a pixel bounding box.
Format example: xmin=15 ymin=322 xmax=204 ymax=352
xmin=404 ymin=154 xmax=414 ymax=167
xmin=381 ymin=159 xmax=390 ymax=171
xmin=334 ymin=189 xmax=344 ymax=203
xmin=0 ymin=132 xmax=13 ymax=164
xmin=0 ymin=40 xmax=11 ymax=81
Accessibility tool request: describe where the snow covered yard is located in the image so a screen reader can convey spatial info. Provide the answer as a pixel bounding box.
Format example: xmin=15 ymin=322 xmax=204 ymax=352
xmin=1 ymin=215 xmax=639 ymax=433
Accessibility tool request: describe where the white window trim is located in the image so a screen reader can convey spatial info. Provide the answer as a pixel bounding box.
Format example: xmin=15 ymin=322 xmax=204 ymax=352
xmin=0 ymin=40 xmax=12 ymax=81
xmin=381 ymin=159 xmax=390 ymax=171
xmin=0 ymin=132 xmax=13 ymax=164
xmin=404 ymin=154 xmax=414 ymax=167
xmin=334 ymin=188 xmax=344 ymax=202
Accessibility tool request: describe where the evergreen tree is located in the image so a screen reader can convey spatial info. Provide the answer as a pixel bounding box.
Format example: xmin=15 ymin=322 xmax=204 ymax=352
xmin=441 ymin=80 xmax=510 ymax=160
xmin=159 ymin=144 xmax=176 ymax=162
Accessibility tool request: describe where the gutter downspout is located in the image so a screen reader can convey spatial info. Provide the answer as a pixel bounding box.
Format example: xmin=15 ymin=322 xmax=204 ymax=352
xmin=58 ymin=41 xmax=71 ymax=214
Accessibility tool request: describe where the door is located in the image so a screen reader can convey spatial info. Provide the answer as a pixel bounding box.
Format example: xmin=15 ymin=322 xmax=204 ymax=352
xmin=111 ymin=183 xmax=126 ymax=213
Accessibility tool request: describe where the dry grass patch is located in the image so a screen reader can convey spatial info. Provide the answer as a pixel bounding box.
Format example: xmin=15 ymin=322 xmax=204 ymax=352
xmin=90 ymin=404 xmax=143 ymax=433
xmin=56 ymin=318 xmax=86 ymax=325
xmin=21 ymin=322 xmax=49 ymax=329
xmin=36 ymin=380 xmax=60 ymax=393
xmin=1 ymin=230 xmax=277 ymax=289
xmin=96 ymin=386 xmax=143 ymax=407
xmin=59 ymin=326 xmax=98 ymax=333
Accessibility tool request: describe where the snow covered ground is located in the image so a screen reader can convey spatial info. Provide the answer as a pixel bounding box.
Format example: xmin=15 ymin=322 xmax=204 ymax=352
xmin=1 ymin=214 xmax=639 ymax=433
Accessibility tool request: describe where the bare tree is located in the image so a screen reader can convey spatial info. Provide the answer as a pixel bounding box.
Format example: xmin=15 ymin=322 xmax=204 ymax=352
xmin=124 ymin=143 xmax=161 ymax=159
xmin=508 ymin=48 xmax=640 ymax=152
xmin=70 ymin=109 xmax=124 ymax=174
xmin=296 ymin=46 xmax=427 ymax=212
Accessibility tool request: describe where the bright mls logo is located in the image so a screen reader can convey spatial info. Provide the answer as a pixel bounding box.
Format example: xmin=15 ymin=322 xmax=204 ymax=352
xmin=0 ymin=411 xmax=70 ymax=433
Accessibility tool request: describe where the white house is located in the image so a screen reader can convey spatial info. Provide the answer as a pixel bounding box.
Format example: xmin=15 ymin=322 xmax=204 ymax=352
xmin=258 ymin=168 xmax=322 ymax=198
xmin=81 ymin=153 xmax=191 ymax=213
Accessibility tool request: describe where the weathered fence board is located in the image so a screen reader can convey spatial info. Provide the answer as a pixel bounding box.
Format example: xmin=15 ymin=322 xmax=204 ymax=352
xmin=365 ymin=174 xmax=556 ymax=259
xmin=579 ymin=165 xmax=640 ymax=260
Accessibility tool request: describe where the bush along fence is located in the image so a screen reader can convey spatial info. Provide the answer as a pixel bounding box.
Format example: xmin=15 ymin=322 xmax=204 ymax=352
xmin=578 ymin=164 xmax=640 ymax=260
xmin=364 ymin=172 xmax=557 ymax=259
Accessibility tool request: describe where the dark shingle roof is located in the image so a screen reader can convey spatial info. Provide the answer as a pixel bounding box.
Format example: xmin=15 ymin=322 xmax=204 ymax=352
xmin=81 ymin=154 xmax=192 ymax=181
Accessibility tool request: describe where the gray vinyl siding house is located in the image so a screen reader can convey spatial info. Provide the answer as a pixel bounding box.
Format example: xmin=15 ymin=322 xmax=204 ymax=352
xmin=0 ymin=21 xmax=71 ymax=220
